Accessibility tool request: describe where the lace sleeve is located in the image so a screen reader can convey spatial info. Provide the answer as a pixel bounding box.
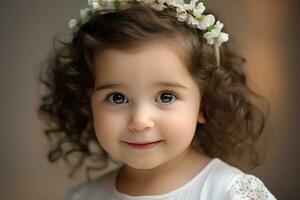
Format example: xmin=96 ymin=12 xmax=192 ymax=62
xmin=226 ymin=174 xmax=277 ymax=200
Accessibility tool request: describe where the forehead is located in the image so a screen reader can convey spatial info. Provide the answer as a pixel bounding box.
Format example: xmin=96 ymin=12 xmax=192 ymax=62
xmin=93 ymin=42 xmax=195 ymax=89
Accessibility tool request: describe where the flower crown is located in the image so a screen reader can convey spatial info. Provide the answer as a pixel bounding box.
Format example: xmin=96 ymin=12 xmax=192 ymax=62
xmin=68 ymin=0 xmax=229 ymax=66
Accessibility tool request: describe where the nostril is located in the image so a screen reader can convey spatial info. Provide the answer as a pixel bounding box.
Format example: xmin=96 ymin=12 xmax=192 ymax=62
xmin=128 ymin=120 xmax=154 ymax=132
xmin=128 ymin=125 xmax=150 ymax=132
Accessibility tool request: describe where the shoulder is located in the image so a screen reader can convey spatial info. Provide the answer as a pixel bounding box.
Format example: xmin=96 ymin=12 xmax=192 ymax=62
xmin=225 ymin=173 xmax=277 ymax=200
xmin=65 ymin=167 xmax=120 ymax=200
xmin=202 ymin=158 xmax=277 ymax=199
xmin=200 ymin=158 xmax=245 ymax=198
xmin=204 ymin=158 xmax=245 ymax=186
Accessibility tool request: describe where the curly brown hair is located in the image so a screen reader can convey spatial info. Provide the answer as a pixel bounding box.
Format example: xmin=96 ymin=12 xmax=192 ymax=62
xmin=38 ymin=5 xmax=269 ymax=180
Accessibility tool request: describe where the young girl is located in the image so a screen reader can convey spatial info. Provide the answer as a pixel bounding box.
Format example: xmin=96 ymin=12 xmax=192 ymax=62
xmin=38 ymin=0 xmax=277 ymax=199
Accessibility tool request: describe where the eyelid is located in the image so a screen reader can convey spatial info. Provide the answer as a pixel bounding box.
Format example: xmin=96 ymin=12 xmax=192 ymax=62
xmin=158 ymin=89 xmax=179 ymax=99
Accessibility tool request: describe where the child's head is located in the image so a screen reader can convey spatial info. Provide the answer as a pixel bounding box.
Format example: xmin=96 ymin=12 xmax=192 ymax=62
xmin=38 ymin=2 xmax=268 ymax=178
xmin=90 ymin=41 xmax=205 ymax=169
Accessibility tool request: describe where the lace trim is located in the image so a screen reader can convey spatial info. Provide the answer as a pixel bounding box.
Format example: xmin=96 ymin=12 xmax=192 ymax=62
xmin=227 ymin=174 xmax=277 ymax=200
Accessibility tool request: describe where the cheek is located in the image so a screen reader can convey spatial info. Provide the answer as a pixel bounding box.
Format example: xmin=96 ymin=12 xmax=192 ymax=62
xmin=92 ymin=108 xmax=125 ymax=151
xmin=160 ymin=106 xmax=198 ymax=145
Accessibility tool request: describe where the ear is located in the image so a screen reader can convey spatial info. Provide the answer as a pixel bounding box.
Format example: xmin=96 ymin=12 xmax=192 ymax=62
xmin=197 ymin=110 xmax=206 ymax=124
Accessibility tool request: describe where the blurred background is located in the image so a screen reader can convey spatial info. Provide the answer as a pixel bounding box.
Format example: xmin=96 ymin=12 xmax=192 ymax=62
xmin=0 ymin=0 xmax=299 ymax=199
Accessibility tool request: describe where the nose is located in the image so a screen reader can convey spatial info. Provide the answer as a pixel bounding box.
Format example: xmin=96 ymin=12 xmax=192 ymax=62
xmin=128 ymin=106 xmax=154 ymax=132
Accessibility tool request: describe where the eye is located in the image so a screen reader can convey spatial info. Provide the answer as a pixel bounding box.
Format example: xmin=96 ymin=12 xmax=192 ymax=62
xmin=155 ymin=90 xmax=178 ymax=104
xmin=105 ymin=92 xmax=128 ymax=105
xmin=104 ymin=90 xmax=178 ymax=105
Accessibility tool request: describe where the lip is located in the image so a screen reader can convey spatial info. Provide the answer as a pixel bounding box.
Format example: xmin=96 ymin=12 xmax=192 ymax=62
xmin=125 ymin=140 xmax=163 ymax=150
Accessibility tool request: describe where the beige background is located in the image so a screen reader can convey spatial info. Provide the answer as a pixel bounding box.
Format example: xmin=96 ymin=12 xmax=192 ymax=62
xmin=0 ymin=0 xmax=299 ymax=199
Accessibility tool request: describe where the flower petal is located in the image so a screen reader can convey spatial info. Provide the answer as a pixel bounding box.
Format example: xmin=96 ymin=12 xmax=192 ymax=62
xmin=150 ymin=3 xmax=166 ymax=11
xmin=177 ymin=12 xmax=187 ymax=22
xmin=88 ymin=0 xmax=101 ymax=10
xmin=68 ymin=19 xmax=78 ymax=29
xmin=190 ymin=0 xmax=199 ymax=7
xmin=187 ymin=14 xmax=199 ymax=26
xmin=217 ymin=32 xmax=229 ymax=44
xmin=169 ymin=0 xmax=184 ymax=8
xmin=195 ymin=2 xmax=205 ymax=13
xmin=176 ymin=6 xmax=186 ymax=14
xmin=204 ymin=32 xmax=215 ymax=45
xmin=193 ymin=2 xmax=205 ymax=18
xmin=197 ymin=14 xmax=215 ymax=30
xmin=214 ymin=20 xmax=224 ymax=31
xmin=80 ymin=7 xmax=92 ymax=20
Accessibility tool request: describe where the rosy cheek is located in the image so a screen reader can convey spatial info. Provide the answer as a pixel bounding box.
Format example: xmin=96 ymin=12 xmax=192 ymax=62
xmin=93 ymin=113 xmax=118 ymax=144
xmin=161 ymin=112 xmax=197 ymax=144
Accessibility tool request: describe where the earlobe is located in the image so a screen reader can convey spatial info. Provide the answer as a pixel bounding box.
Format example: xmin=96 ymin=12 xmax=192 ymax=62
xmin=197 ymin=111 xmax=206 ymax=124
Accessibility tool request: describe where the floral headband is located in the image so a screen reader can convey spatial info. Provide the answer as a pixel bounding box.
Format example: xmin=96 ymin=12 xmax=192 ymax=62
xmin=68 ymin=0 xmax=229 ymax=66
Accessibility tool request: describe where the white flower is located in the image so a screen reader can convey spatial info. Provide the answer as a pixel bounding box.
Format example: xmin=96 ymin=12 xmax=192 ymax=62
xmin=187 ymin=14 xmax=199 ymax=26
xmin=182 ymin=0 xmax=206 ymax=19
xmin=210 ymin=21 xmax=224 ymax=37
xmin=177 ymin=12 xmax=187 ymax=22
xmin=214 ymin=20 xmax=224 ymax=31
xmin=216 ymin=32 xmax=229 ymax=46
xmin=168 ymin=0 xmax=184 ymax=8
xmin=183 ymin=0 xmax=199 ymax=11
xmin=150 ymin=3 xmax=166 ymax=11
xmin=88 ymin=0 xmax=101 ymax=10
xmin=175 ymin=4 xmax=186 ymax=13
xmin=197 ymin=14 xmax=215 ymax=30
xmin=193 ymin=2 xmax=205 ymax=18
xmin=203 ymin=20 xmax=229 ymax=46
xmin=203 ymin=31 xmax=215 ymax=45
xmin=169 ymin=0 xmax=184 ymax=5
xmin=80 ymin=7 xmax=92 ymax=20
xmin=68 ymin=18 xmax=78 ymax=29
xmin=204 ymin=31 xmax=229 ymax=46
xmin=175 ymin=6 xmax=187 ymax=22
xmin=68 ymin=0 xmax=230 ymax=47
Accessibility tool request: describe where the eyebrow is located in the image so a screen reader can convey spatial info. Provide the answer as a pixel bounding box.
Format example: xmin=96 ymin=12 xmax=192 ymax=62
xmin=95 ymin=82 xmax=187 ymax=91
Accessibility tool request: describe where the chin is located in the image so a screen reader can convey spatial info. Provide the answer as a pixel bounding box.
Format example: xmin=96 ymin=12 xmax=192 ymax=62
xmin=124 ymin=158 xmax=162 ymax=170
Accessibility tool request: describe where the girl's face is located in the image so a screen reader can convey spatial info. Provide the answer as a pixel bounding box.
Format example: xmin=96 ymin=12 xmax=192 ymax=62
xmin=90 ymin=42 xmax=205 ymax=169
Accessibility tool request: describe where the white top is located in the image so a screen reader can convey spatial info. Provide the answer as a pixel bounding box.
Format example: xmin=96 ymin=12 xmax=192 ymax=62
xmin=65 ymin=158 xmax=277 ymax=200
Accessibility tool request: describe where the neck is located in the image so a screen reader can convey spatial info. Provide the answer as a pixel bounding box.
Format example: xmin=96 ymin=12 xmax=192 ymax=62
xmin=121 ymin=146 xmax=192 ymax=180
xmin=115 ymin=147 xmax=212 ymax=195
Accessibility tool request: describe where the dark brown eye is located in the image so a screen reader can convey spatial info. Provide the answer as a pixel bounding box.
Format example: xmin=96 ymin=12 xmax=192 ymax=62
xmin=106 ymin=92 xmax=128 ymax=104
xmin=156 ymin=91 xmax=177 ymax=104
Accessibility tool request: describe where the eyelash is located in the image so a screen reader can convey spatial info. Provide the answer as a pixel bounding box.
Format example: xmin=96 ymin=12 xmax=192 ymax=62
xmin=104 ymin=90 xmax=179 ymax=105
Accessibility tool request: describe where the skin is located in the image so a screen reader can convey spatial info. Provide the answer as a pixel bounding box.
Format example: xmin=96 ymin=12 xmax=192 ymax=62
xmin=90 ymin=41 xmax=212 ymax=195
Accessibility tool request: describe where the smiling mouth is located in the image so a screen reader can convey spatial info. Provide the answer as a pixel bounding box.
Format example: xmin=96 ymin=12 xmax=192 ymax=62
xmin=125 ymin=140 xmax=163 ymax=149
xmin=126 ymin=140 xmax=162 ymax=145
